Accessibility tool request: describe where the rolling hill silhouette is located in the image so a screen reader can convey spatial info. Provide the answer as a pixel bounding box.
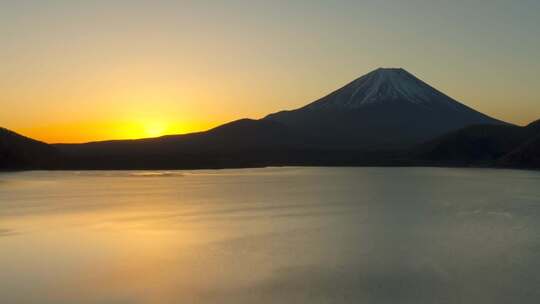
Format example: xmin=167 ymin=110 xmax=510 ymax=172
xmin=0 ymin=127 xmax=60 ymax=169
xmin=415 ymin=119 xmax=540 ymax=168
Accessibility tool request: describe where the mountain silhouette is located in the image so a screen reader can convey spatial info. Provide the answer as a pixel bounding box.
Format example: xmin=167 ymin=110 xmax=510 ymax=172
xmin=264 ymin=68 xmax=505 ymax=149
xmin=3 ymin=68 xmax=538 ymax=171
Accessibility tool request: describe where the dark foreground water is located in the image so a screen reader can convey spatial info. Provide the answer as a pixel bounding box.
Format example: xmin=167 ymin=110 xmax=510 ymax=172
xmin=1 ymin=167 xmax=539 ymax=304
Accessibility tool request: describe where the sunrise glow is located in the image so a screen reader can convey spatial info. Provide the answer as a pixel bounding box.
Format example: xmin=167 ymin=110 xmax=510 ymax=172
xmin=2 ymin=1 xmax=540 ymax=144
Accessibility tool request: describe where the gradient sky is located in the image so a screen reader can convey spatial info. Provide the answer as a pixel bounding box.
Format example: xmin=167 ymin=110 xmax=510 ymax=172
xmin=2 ymin=0 xmax=539 ymax=143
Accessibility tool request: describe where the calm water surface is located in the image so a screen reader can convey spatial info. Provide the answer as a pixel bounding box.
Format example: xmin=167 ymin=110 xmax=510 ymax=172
xmin=1 ymin=167 xmax=539 ymax=304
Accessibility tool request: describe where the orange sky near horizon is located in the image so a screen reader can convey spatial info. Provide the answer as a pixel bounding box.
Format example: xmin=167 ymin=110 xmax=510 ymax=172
xmin=2 ymin=1 xmax=539 ymax=143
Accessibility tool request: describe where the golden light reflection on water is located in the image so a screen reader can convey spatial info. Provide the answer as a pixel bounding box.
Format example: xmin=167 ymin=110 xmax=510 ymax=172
xmin=2 ymin=208 xmax=214 ymax=303
xmin=1 ymin=168 xmax=540 ymax=304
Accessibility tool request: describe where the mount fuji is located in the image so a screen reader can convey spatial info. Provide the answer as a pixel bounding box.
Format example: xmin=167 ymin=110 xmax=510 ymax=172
xmin=265 ymin=68 xmax=505 ymax=149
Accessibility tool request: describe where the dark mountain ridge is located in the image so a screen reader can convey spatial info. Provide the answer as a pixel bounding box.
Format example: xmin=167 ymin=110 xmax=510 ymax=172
xmin=499 ymin=135 xmax=540 ymax=169
xmin=0 ymin=127 xmax=60 ymax=169
xmin=54 ymin=119 xmax=311 ymax=169
xmin=415 ymin=119 xmax=540 ymax=167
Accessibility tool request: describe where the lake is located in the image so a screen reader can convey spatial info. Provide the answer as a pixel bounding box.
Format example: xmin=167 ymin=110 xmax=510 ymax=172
xmin=1 ymin=167 xmax=539 ymax=304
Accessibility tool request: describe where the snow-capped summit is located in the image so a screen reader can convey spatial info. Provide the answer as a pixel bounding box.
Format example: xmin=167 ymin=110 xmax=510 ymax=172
xmin=304 ymin=68 xmax=461 ymax=110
